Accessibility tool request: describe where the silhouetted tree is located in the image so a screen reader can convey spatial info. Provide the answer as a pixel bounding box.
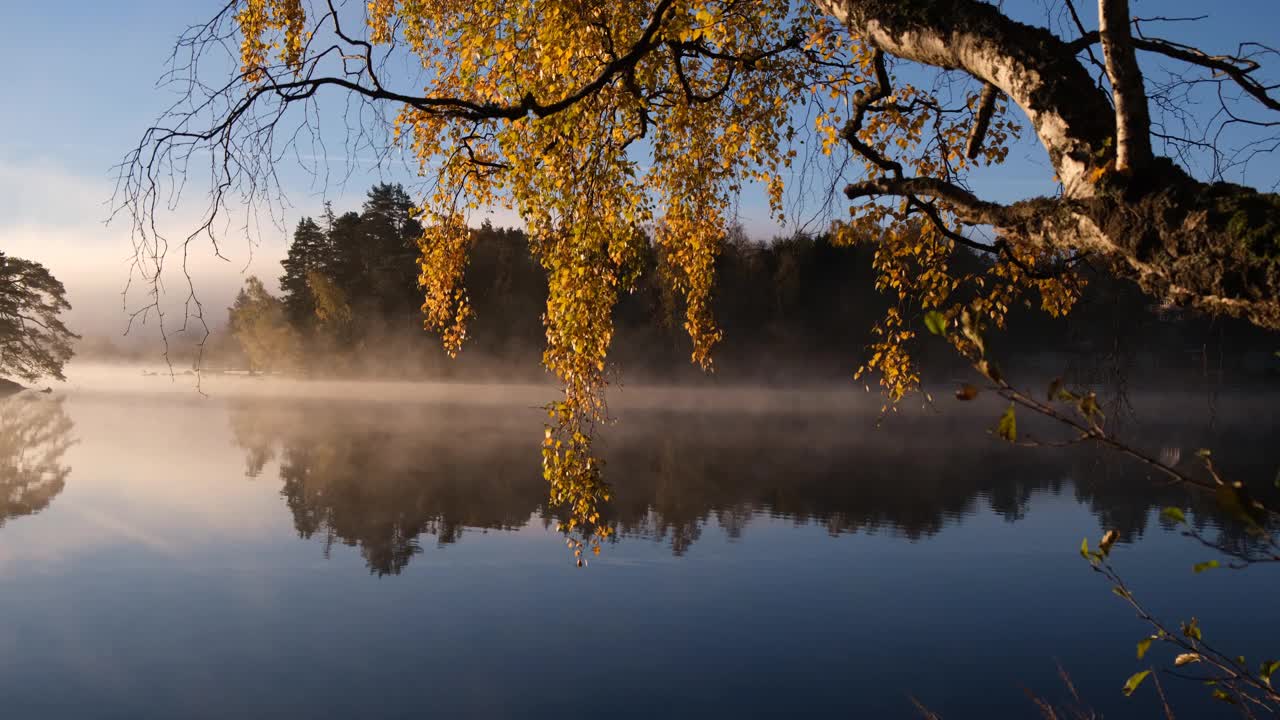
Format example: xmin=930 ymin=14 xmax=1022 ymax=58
xmin=0 ymin=253 xmax=77 ymax=382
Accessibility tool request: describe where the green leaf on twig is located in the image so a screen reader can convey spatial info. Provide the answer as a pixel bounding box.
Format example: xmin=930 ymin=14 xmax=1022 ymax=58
xmin=924 ymin=311 xmax=947 ymax=337
xmin=996 ymin=403 xmax=1017 ymax=443
xmin=1078 ymin=392 xmax=1103 ymax=421
xmin=1260 ymin=659 xmax=1279 ymax=687
xmin=1136 ymin=637 xmax=1153 ymax=660
xmin=1122 ymin=670 xmax=1151 ymax=697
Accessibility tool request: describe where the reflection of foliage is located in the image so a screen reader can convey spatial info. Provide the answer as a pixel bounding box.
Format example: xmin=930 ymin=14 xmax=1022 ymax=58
xmin=228 ymin=401 xmax=545 ymax=575
xmin=227 ymin=399 xmax=1273 ymax=571
xmin=0 ymin=395 xmax=74 ymax=528
xmin=228 ymin=402 xmax=278 ymax=478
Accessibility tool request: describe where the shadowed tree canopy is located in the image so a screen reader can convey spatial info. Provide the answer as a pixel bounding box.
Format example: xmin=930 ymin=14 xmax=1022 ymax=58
xmin=0 ymin=253 xmax=77 ymax=383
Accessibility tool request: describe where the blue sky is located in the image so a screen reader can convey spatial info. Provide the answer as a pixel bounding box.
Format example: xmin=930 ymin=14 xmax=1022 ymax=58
xmin=1 ymin=0 xmax=1277 ymax=341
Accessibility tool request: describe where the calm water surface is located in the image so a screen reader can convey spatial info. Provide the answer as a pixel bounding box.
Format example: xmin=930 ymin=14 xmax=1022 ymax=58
xmin=1 ymin=367 xmax=1277 ymax=718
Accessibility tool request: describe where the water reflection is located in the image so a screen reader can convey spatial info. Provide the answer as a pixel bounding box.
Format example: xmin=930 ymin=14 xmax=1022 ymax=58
xmin=227 ymin=397 xmax=1275 ymax=574
xmin=230 ymin=401 xmax=546 ymax=575
xmin=0 ymin=394 xmax=74 ymax=528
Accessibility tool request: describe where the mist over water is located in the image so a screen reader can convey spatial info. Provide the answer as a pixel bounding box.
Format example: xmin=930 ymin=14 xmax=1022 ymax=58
xmin=3 ymin=0 xmax=1278 ymax=715
xmin=0 ymin=364 xmax=1276 ymax=718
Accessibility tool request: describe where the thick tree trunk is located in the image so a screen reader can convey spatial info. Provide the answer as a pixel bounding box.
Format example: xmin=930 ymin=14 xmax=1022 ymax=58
xmin=818 ymin=0 xmax=1280 ymax=330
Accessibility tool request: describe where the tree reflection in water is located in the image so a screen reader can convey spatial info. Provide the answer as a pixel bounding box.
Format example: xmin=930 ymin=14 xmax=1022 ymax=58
xmin=0 ymin=394 xmax=74 ymax=528
xmin=230 ymin=401 xmax=545 ymax=575
xmin=227 ymin=397 xmax=1276 ymax=575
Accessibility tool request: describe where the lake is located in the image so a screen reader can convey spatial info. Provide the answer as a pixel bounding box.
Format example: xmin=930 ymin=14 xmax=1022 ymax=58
xmin=1 ymin=366 xmax=1276 ymax=718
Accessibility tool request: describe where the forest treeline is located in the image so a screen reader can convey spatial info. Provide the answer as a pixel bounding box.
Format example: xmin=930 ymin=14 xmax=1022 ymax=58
xmin=213 ymin=183 xmax=1278 ymax=386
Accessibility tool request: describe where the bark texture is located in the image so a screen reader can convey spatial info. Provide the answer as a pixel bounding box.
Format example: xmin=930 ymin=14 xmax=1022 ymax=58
xmin=817 ymin=0 xmax=1280 ymax=330
xmin=1098 ymin=0 xmax=1152 ymax=172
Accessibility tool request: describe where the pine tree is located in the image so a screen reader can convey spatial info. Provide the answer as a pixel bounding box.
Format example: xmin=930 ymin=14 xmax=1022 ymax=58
xmin=279 ymin=217 xmax=328 ymax=327
xmin=325 ymin=211 xmax=369 ymax=313
xmin=359 ymin=183 xmax=422 ymax=319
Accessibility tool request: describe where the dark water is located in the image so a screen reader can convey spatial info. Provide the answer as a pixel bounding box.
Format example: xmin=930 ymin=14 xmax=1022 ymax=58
xmin=1 ymin=372 xmax=1277 ymax=719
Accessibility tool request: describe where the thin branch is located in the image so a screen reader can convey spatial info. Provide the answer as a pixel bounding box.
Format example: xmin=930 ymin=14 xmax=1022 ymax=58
xmin=965 ymin=83 xmax=1000 ymax=160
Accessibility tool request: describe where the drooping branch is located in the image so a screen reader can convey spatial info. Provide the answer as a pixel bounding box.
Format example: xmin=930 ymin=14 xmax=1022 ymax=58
xmin=1098 ymin=0 xmax=1152 ymax=172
